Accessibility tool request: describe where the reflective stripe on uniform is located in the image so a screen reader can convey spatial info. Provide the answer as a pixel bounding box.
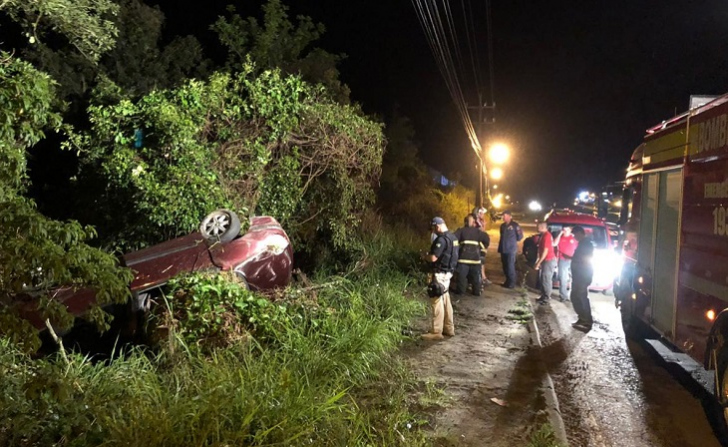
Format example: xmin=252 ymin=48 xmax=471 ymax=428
xmin=462 ymin=240 xmax=479 ymax=245
xmin=458 ymin=259 xmax=481 ymax=265
xmin=453 ymin=240 xmax=459 ymax=246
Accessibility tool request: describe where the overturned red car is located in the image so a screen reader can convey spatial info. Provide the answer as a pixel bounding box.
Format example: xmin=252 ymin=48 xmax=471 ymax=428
xmin=19 ymin=210 xmax=293 ymax=333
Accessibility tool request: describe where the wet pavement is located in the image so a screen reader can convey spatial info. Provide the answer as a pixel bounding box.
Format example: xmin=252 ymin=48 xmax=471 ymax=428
xmin=535 ymin=290 xmax=723 ymax=447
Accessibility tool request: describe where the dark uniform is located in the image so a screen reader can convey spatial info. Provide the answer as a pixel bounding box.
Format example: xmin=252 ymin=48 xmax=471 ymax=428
xmin=570 ymin=238 xmax=595 ymax=326
xmin=428 ymin=230 xmax=458 ymax=336
xmin=498 ymin=219 xmax=523 ymax=288
xmin=454 ymin=226 xmax=490 ymax=295
xmin=430 ymin=231 xmax=459 ymax=274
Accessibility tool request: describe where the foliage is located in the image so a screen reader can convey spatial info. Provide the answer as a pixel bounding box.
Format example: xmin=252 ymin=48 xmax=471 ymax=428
xmin=527 ymin=424 xmax=564 ymax=447
xmin=164 ymin=273 xmax=289 ymax=350
xmin=0 ymin=11 xmax=129 ymax=350
xmin=0 ymin=54 xmax=61 ymax=201
xmin=26 ymin=0 xmax=208 ymax=100
xmin=379 ymin=112 xmax=475 ymax=233
xmin=0 ymin=228 xmax=431 ymax=446
xmin=212 ymin=0 xmax=350 ymax=103
xmin=0 ymin=0 xmax=119 ymax=63
xmin=74 ymin=67 xmax=384 ymax=259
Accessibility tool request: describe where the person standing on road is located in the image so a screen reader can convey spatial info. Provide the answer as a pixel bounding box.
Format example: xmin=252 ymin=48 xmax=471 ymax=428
xmin=454 ymin=214 xmax=490 ymax=296
xmin=534 ymin=222 xmax=557 ymax=305
xmin=422 ymin=217 xmax=458 ymax=340
xmin=570 ymin=226 xmax=595 ymax=332
xmin=498 ymin=210 xmax=523 ymax=289
xmin=553 ymin=226 xmax=577 ymax=302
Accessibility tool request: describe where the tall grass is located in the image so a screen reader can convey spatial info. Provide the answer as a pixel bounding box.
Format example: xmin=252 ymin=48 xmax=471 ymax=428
xmin=0 ymin=227 xmax=430 ymax=447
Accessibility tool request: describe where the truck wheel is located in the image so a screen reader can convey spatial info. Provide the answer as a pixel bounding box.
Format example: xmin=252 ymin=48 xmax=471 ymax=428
xmin=713 ymin=345 xmax=728 ymax=443
xmin=620 ymin=295 xmax=642 ymax=340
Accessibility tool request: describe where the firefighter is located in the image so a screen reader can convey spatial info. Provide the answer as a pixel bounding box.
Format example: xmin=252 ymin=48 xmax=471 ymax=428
xmin=454 ymin=214 xmax=490 ymax=296
xmin=570 ymin=226 xmax=594 ymax=332
xmin=473 ymin=207 xmax=493 ymax=287
xmin=498 ymin=210 xmax=523 ymax=288
xmin=421 ymin=217 xmax=459 ymax=340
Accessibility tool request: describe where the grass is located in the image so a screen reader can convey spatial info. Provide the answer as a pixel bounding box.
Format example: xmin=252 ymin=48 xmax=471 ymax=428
xmin=527 ymin=423 xmax=564 ymax=447
xmin=506 ymin=298 xmax=534 ymax=324
xmin=0 ymin=227 xmax=432 ymax=447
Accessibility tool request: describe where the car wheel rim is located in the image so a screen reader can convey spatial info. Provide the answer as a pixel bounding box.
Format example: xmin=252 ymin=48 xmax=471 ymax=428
xmin=202 ymin=213 xmax=230 ymax=238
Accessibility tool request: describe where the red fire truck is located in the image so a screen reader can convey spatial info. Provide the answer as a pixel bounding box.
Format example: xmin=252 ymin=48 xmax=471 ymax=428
xmin=616 ymin=94 xmax=728 ymax=423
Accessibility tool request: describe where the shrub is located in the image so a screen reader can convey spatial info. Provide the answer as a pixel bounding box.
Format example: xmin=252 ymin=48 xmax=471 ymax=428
xmin=74 ymin=67 xmax=384 ymax=262
xmin=0 ymin=227 xmax=430 ymax=446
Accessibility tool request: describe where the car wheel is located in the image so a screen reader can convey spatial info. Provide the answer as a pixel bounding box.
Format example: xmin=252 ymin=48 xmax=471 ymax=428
xmin=200 ymin=209 xmax=241 ymax=243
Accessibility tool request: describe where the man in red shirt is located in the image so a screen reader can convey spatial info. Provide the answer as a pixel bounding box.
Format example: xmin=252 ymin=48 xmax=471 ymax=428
xmin=554 ymin=226 xmax=577 ymax=302
xmin=534 ymin=222 xmax=556 ymax=305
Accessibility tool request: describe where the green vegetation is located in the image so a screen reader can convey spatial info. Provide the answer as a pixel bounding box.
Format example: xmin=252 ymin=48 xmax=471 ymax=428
xmin=0 ymin=230 xmax=433 ymax=447
xmin=379 ymin=113 xmax=476 ymax=232
xmin=74 ymin=67 xmax=383 ymax=259
xmin=0 ymin=1 xmax=477 ymax=445
xmin=506 ymin=299 xmax=534 ymax=324
xmin=527 ymin=424 xmax=564 ymax=447
xmin=0 ymin=6 xmax=131 ymax=351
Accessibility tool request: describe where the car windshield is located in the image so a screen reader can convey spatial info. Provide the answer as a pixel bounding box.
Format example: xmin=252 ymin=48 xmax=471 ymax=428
xmin=548 ymin=224 xmax=608 ymax=249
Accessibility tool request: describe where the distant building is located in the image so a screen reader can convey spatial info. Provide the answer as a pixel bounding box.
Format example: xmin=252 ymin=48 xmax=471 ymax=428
xmin=427 ymin=167 xmax=457 ymax=187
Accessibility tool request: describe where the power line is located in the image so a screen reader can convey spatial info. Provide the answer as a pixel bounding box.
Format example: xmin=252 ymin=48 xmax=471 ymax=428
xmin=411 ymin=0 xmax=483 ymax=159
xmin=485 ymin=0 xmax=496 ymax=106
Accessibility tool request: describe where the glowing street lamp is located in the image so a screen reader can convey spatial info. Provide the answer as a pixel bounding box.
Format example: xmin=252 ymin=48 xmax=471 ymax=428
xmin=492 ymin=193 xmax=504 ymax=209
xmin=489 ymin=143 xmax=509 ymax=165
xmin=490 ymin=167 xmax=504 ymax=180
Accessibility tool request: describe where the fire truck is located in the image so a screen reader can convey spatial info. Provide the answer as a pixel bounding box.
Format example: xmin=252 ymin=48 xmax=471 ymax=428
xmin=615 ymin=94 xmax=728 ymax=423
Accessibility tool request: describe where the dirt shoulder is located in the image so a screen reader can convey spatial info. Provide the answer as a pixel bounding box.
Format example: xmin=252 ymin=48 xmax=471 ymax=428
xmin=404 ymin=224 xmax=558 ymax=446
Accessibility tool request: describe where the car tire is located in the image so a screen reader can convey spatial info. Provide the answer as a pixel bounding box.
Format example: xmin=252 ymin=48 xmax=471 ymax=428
xmin=200 ymin=209 xmax=241 ymax=244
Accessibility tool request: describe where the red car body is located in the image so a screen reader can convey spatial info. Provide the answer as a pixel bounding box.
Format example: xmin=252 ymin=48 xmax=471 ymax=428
xmin=544 ymin=210 xmax=617 ymax=293
xmin=19 ymin=216 xmax=293 ymax=330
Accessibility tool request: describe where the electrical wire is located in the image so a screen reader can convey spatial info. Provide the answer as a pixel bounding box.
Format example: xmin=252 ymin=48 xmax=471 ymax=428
xmin=411 ymin=0 xmax=483 ymax=158
xmin=485 ymin=0 xmax=496 ymax=106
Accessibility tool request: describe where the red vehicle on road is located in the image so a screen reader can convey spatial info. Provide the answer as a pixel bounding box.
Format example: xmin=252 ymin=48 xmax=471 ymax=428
xmin=615 ymin=94 xmax=728 ymax=428
xmin=18 ymin=210 xmax=293 ymax=334
xmin=544 ymin=210 xmax=619 ymax=294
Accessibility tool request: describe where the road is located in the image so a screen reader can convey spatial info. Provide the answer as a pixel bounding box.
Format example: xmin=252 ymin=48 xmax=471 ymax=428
xmin=535 ymin=289 xmax=723 ymax=447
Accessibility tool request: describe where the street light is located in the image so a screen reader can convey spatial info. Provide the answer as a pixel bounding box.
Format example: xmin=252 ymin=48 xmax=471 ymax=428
xmin=491 ymin=167 xmax=504 ymax=180
xmin=489 ymin=143 xmax=509 ymax=165
xmin=492 ymin=193 xmax=504 ymax=209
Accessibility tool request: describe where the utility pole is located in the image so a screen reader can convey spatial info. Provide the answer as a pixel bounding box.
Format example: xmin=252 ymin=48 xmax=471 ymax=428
xmin=469 ymin=93 xmax=496 ymax=208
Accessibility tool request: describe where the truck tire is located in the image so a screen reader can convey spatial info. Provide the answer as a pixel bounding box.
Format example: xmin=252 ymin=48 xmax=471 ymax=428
xmin=620 ymin=294 xmax=642 ymax=340
xmin=713 ymin=344 xmax=728 ymax=445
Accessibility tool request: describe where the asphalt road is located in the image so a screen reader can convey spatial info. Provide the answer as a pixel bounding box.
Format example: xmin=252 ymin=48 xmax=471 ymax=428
xmin=535 ymin=290 xmax=723 ymax=447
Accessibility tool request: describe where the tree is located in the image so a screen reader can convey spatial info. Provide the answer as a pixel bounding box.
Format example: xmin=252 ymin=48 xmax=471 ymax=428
xmin=0 ymin=2 xmax=132 ymax=351
xmin=74 ymin=67 xmax=383 ymax=263
xmin=212 ymin=0 xmax=350 ymax=103
xmin=0 ymin=0 xmax=119 ymax=63
xmin=25 ymin=0 xmax=208 ymax=101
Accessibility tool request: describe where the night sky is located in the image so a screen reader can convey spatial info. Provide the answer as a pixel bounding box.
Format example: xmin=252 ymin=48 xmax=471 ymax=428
xmin=125 ymin=1 xmax=728 ymax=203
